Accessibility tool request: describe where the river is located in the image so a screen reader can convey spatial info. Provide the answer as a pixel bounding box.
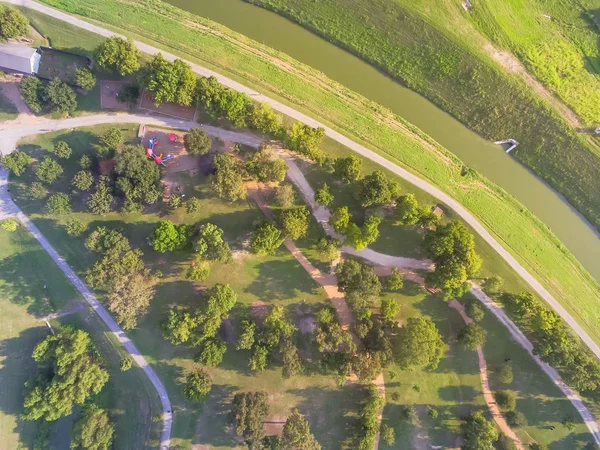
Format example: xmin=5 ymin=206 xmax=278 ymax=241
xmin=167 ymin=0 xmax=600 ymax=282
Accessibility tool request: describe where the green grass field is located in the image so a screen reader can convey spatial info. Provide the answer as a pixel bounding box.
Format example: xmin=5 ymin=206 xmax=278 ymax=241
xmin=0 ymin=225 xmax=162 ymax=449
xmin=25 ymin=0 xmax=600 ymax=351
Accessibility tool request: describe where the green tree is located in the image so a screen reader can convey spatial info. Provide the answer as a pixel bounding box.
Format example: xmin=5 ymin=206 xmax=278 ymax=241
xmin=344 ymin=216 xmax=381 ymax=251
xmin=119 ymin=357 xmax=132 ymax=372
xmin=29 ymin=181 xmax=48 ymax=199
xmin=184 ymin=367 xmax=213 ymax=402
xmin=79 ymin=155 xmax=92 ymax=170
xmin=20 ymin=76 xmax=44 ymax=113
xmin=483 ymin=276 xmax=504 ymax=293
xmin=506 ymin=411 xmax=527 ymax=429
xmin=0 ymin=5 xmax=28 ymax=41
xmin=403 ymin=405 xmax=419 ymax=426
xmin=494 ymin=390 xmax=516 ymax=412
xmin=185 ymin=258 xmax=211 ymax=281
xmin=458 ymin=324 xmax=486 ymax=351
xmin=168 ymin=194 xmax=183 ymax=209
xmin=44 ymin=78 xmax=77 ymax=113
xmin=380 ymin=298 xmax=400 ymax=321
xmin=139 ymin=54 xmax=196 ymax=105
xmin=212 ymin=153 xmax=246 ymax=202
xmin=357 ymin=385 xmax=385 ymax=450
xmin=74 ymin=67 xmax=96 ymax=91
xmin=66 ymin=217 xmax=86 ymax=236
xmin=249 ymin=102 xmax=282 ymax=135
xmin=423 ymin=220 xmax=482 ymax=299
xmin=230 ymin=391 xmax=270 ymax=447
xmin=275 ymin=183 xmax=296 ymax=208
xmin=237 ymin=319 xmax=256 ymax=350
xmin=251 ymin=221 xmax=283 ymax=255
xmin=72 ymin=170 xmax=94 ymax=191
xmin=99 ymin=127 xmax=124 ymax=152
xmin=395 ymin=317 xmax=445 ymax=370
xmin=416 ymin=206 xmax=440 ymax=228
xmin=1 ymin=151 xmax=32 ymax=176
xmin=197 ymin=338 xmax=227 ymax=367
xmin=163 ymin=307 xmax=198 ymax=344
xmin=495 ymin=434 xmax=517 ymax=450
xmin=281 ymin=340 xmax=303 ymax=378
xmin=186 ymin=197 xmax=201 ymax=214
xmin=333 ymin=156 xmax=362 ymax=183
xmin=280 ymin=409 xmax=321 ymax=450
xmin=87 ymin=176 xmax=113 ymax=214
xmin=357 ymin=171 xmax=400 ymax=206
xmin=22 ymin=328 xmax=109 ymax=421
xmin=462 ymin=410 xmax=498 ymax=450
xmin=94 ymin=36 xmax=140 ymax=75
xmin=281 ymin=206 xmax=310 ymax=240
xmin=107 ymin=265 xmax=155 ymax=329
xmin=315 ymin=183 xmax=334 ymax=206
xmin=498 ymin=363 xmax=514 ymax=384
xmin=115 ymin=145 xmax=162 ymax=206
xmin=316 ymin=237 xmax=341 ymax=262
xmin=249 ymin=344 xmax=269 ymax=372
xmin=184 ymin=128 xmax=212 ymax=155
xmin=46 ymin=193 xmax=71 ymax=216
xmin=195 ymin=223 xmax=232 ymax=262
xmin=151 ymin=220 xmax=190 ymax=252
xmin=286 ymin=122 xmax=325 ymax=160
xmin=386 ymin=267 xmax=404 ymax=291
xmin=246 ymin=146 xmax=288 ymax=183
xmin=336 ymin=260 xmax=381 ymax=316
xmin=35 ymin=157 xmax=63 ymax=184
xmin=381 ymin=424 xmax=395 ymax=447
xmin=52 ymin=141 xmax=72 ymax=159
xmin=1 ymin=219 xmax=18 ymax=232
xmin=70 ymin=404 xmax=114 ymax=450
xmin=466 ymin=300 xmax=485 ymax=322
xmin=396 ymin=194 xmax=420 ymax=225
xmin=329 ymin=206 xmax=351 ymax=233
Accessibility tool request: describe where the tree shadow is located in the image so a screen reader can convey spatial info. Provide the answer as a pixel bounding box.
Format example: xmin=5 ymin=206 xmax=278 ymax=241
xmin=580 ymin=9 xmax=600 ymax=75
xmin=437 ymin=385 xmax=478 ymax=403
xmin=245 ymin=258 xmax=322 ymax=301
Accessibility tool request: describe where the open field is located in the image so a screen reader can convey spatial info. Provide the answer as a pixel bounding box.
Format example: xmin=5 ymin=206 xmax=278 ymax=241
xmin=24 ymin=0 xmax=600 ymax=351
xmin=0 ymin=225 xmax=162 ymax=449
xmin=246 ymin=0 xmax=600 ymax=234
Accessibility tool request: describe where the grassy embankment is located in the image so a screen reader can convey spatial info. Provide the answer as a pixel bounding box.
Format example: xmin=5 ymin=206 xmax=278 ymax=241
xmin=29 ymin=0 xmax=600 ymax=350
xmin=247 ymin=0 xmax=600 ymax=231
xmin=0 ymin=225 xmax=162 ymax=450
xmin=14 ymin=120 xmax=595 ymax=448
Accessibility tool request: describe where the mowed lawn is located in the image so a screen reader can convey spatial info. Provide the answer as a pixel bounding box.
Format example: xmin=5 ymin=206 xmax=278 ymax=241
xmin=8 ymin=126 xmax=370 ymax=449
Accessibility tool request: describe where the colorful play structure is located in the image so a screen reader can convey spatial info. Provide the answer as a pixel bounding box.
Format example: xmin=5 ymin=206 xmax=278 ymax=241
xmin=145 ymin=137 xmax=174 ymax=167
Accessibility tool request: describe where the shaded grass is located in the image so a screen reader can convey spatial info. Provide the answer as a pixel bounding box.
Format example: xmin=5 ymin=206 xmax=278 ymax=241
xmin=0 ymin=92 xmax=18 ymax=121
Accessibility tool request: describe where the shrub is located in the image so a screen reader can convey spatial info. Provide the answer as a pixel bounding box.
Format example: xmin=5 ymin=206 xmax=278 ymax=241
xmin=1 ymin=219 xmax=18 ymax=232
xmin=275 ymin=183 xmax=295 ymax=208
xmin=79 ymin=155 xmax=92 ymax=170
xmin=29 ymin=182 xmax=48 ymax=199
xmin=506 ymin=411 xmax=527 ymax=428
xmin=465 ymin=300 xmax=485 ymax=322
xmin=315 ymin=183 xmax=334 ymax=206
xmin=403 ymin=405 xmax=419 ymax=425
xmin=494 ymin=390 xmax=516 ymax=412
xmin=119 ymin=357 xmax=132 ymax=371
xmin=386 ymin=267 xmax=404 ymax=291
xmin=380 ymin=298 xmax=400 ymax=321
xmin=74 ymin=67 xmax=96 ymax=91
xmin=99 ymin=127 xmax=123 ymax=151
xmin=186 ymin=197 xmax=201 ymax=214
xmin=498 ymin=363 xmax=514 ymax=384
xmin=0 ymin=5 xmax=29 ymax=41
xmin=46 ymin=193 xmax=71 ymax=216
xmin=428 ymin=408 xmax=438 ymax=419
xmin=185 ymin=259 xmax=211 ymax=281
xmin=483 ymin=276 xmax=504 ymax=293
xmin=1 ymin=151 xmax=32 ymax=176
xmin=184 ymin=128 xmax=212 ymax=155
xmin=65 ymin=217 xmax=86 ymax=236
xmin=381 ymin=424 xmax=395 ymax=446
xmin=71 ymin=170 xmax=94 ymax=191
xmin=35 ymin=157 xmax=63 ymax=184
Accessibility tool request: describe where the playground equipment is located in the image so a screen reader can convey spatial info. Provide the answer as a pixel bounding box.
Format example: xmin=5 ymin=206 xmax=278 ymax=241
xmin=146 ymin=137 xmax=174 ymax=167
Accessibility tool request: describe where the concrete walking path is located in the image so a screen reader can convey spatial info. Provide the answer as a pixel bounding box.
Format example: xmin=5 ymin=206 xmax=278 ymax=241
xmin=3 ymin=0 xmax=596 ymax=371
xmin=0 ymin=169 xmax=173 ymax=450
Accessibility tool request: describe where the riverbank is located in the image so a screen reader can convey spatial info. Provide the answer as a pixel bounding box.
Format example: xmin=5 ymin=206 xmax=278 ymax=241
xmin=14 ymin=0 xmax=600 ymax=347
xmin=245 ymin=0 xmax=600 ymax=236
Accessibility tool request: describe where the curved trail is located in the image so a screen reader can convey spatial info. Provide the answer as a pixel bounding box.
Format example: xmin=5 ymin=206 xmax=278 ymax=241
xmin=4 ymin=0 xmax=600 ymax=367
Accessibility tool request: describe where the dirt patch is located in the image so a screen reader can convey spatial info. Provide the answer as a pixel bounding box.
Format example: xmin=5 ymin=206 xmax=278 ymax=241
xmin=100 ymin=80 xmax=129 ymax=110
xmin=296 ymin=314 xmax=316 ymax=334
xmin=0 ymin=76 xmax=30 ymax=114
xmin=139 ymin=89 xmax=197 ymax=121
xmin=251 ymin=300 xmax=269 ymax=320
xmin=263 ymin=414 xmax=287 ymax=436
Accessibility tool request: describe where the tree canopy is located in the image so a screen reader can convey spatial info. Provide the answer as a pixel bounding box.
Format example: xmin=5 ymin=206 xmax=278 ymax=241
xmin=333 ymin=156 xmax=362 ymax=183
xmin=139 ymin=54 xmax=197 ymax=106
xmin=458 ymin=324 xmax=486 ymax=351
xmin=212 ymin=153 xmax=246 ymax=202
xmin=315 ymin=183 xmax=334 ymax=206
xmin=72 ymin=170 xmax=94 ymax=191
xmin=246 ymin=146 xmax=288 ymax=183
xmin=250 ymin=221 xmax=283 ymax=255
xmin=183 ymin=367 xmax=213 ymax=402
xmin=184 ymin=128 xmax=212 ymax=155
xmin=94 ymin=36 xmax=140 ymax=75
xmin=275 ymin=183 xmax=295 ymax=208
xmin=423 ymin=220 xmax=482 ymax=299
xmin=1 ymin=151 xmax=32 ymax=176
xmin=356 ymin=171 xmax=400 ymax=206
xmin=0 ymin=5 xmax=28 ymax=41
xmin=151 ymin=220 xmax=190 ymax=252
xmin=70 ymin=404 xmax=114 ymax=450
xmin=35 ymin=157 xmax=63 ymax=184
xmin=461 ymin=410 xmax=498 ymax=450
xmin=115 ymin=144 xmax=162 ymax=208
xmin=230 ymin=391 xmax=270 ymax=447
xmin=44 ymin=78 xmax=77 ymax=113
xmin=344 ymin=216 xmax=381 ymax=250
xmin=195 ymin=222 xmax=232 ymax=262
xmin=396 ymin=194 xmax=420 ymax=225
xmin=74 ymin=67 xmax=96 ymax=91
xmin=336 ymin=260 xmax=381 ymax=317
xmin=286 ymin=123 xmax=325 ymax=160
xmin=53 ymin=141 xmax=72 ymax=159
xmin=395 ymin=317 xmax=446 ymax=370
xmin=329 ymin=206 xmax=351 ymax=234
xmin=280 ymin=409 xmax=322 ymax=450
xmin=46 ymin=192 xmax=71 ymax=216
xmin=281 ymin=206 xmax=310 ymax=240
xmin=23 ymin=328 xmax=109 ymax=421
xmin=87 ymin=176 xmax=113 ymax=215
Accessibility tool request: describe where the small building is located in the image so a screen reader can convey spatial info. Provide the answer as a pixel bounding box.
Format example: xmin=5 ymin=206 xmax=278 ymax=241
xmin=0 ymin=43 xmax=41 ymax=75
xmin=431 ymin=206 xmax=444 ymax=217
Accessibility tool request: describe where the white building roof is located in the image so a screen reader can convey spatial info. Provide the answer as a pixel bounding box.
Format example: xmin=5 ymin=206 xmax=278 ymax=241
xmin=0 ymin=43 xmax=40 ymax=74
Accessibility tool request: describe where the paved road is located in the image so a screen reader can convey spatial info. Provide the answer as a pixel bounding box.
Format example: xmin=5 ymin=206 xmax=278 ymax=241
xmin=3 ymin=0 xmax=599 ymax=365
xmin=0 ymin=170 xmax=173 ymax=450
